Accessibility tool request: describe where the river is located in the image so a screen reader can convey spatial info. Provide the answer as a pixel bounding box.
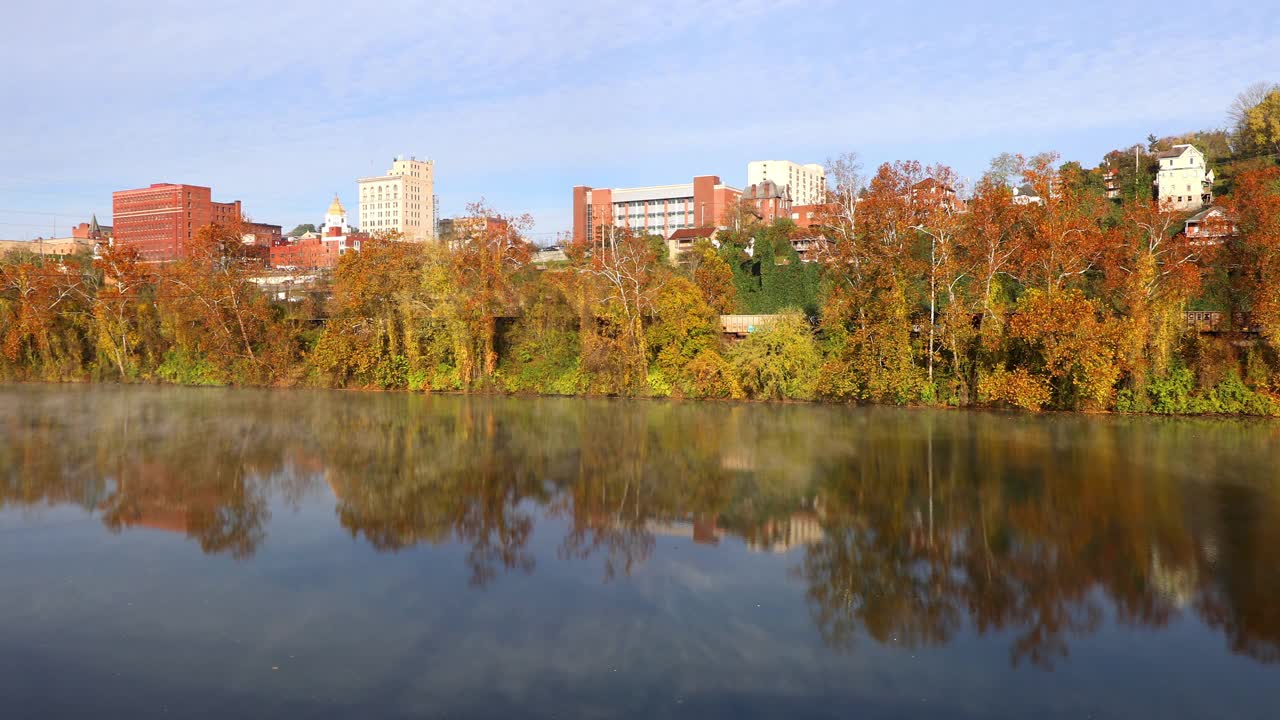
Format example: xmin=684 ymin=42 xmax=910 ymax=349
xmin=1 ymin=385 xmax=1277 ymax=718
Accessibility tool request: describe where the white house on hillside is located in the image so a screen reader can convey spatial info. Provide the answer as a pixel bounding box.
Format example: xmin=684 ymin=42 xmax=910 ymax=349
xmin=1012 ymin=183 xmax=1043 ymax=205
xmin=1155 ymin=144 xmax=1213 ymax=210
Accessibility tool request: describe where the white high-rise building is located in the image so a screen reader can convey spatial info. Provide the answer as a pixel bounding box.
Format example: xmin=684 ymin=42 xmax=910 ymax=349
xmin=358 ymin=156 xmax=435 ymax=241
xmin=747 ymin=160 xmax=826 ymax=206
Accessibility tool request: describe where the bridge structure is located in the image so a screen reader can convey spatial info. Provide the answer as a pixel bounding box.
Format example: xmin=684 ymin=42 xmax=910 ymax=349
xmin=1183 ymin=311 xmax=1260 ymax=334
xmin=719 ymin=314 xmax=799 ymax=337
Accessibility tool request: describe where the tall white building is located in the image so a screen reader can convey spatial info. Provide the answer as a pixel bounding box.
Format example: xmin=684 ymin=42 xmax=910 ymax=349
xmin=1154 ymin=145 xmax=1213 ymax=210
xmin=747 ymin=160 xmax=826 ymax=206
xmin=358 ymin=156 xmax=435 ymax=241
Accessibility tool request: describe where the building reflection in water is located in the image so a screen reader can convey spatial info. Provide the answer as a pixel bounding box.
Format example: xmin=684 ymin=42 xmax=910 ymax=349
xmin=2 ymin=386 xmax=1278 ymax=667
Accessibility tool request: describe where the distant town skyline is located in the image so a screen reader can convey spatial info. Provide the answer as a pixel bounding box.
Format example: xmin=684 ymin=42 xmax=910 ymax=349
xmin=2 ymin=0 xmax=1279 ymax=240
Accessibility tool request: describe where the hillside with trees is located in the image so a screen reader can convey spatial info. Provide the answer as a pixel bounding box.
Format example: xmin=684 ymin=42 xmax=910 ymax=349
xmin=2 ymin=86 xmax=1279 ymax=415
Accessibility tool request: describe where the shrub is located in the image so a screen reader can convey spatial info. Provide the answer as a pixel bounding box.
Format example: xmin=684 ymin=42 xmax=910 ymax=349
xmin=1147 ymin=365 xmax=1195 ymax=414
xmin=977 ymin=367 xmax=1052 ymax=411
xmin=680 ymin=349 xmax=742 ymax=399
xmin=156 ymin=349 xmax=220 ymax=386
xmin=374 ymin=354 xmax=409 ymax=389
xmin=646 ymin=368 xmax=673 ymax=397
xmin=730 ymin=312 xmax=819 ymax=400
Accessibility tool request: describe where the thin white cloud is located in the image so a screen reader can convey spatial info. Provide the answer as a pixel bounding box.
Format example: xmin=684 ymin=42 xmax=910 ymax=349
xmin=0 ymin=1 xmax=1276 ymax=238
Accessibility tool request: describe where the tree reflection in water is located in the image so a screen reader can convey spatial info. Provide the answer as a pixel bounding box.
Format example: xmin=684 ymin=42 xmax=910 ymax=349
xmin=1 ymin=386 xmax=1278 ymax=666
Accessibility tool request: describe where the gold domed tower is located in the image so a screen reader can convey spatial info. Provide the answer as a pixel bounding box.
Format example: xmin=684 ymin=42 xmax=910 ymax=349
xmin=323 ymin=194 xmax=348 ymax=237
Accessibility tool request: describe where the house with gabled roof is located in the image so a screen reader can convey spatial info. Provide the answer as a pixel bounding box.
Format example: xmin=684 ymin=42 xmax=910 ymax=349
xmin=1155 ymin=144 xmax=1213 ymax=210
xmin=1184 ymin=206 xmax=1236 ymax=246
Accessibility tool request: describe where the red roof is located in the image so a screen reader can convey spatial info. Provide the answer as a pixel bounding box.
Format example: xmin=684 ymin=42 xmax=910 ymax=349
xmin=668 ymin=227 xmax=717 ymax=241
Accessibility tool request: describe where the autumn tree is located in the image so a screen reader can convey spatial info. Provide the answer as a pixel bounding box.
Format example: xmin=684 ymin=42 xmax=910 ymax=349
xmin=820 ymin=151 xmax=862 ymax=247
xmin=1003 ymin=289 xmax=1124 ymax=410
xmin=569 ymin=225 xmax=667 ymax=393
xmin=1242 ymin=88 xmax=1280 ymax=158
xmin=818 ymin=161 xmax=924 ymax=403
xmin=153 ymin=221 xmax=283 ymax=384
xmin=0 ymin=255 xmax=90 ymax=379
xmin=719 ymin=197 xmax=764 ymax=239
xmin=448 ymin=203 xmax=534 ymax=383
xmin=499 ymin=271 xmax=583 ymax=394
xmin=310 ymin=234 xmax=435 ymax=388
xmin=730 ymin=313 xmax=819 ymax=400
xmin=1227 ymin=167 xmax=1280 ymax=350
xmin=646 ymin=275 xmax=735 ymax=398
xmin=1104 ymin=201 xmax=1201 ymax=388
xmin=1015 ymin=154 xmax=1108 ymax=296
xmin=687 ymin=239 xmax=737 ymax=314
xmin=958 ymin=176 xmax=1023 ymax=393
xmin=90 ymin=244 xmax=160 ymax=379
xmin=1228 ymin=83 xmax=1277 ymax=145
xmin=913 ymin=164 xmax=967 ymax=385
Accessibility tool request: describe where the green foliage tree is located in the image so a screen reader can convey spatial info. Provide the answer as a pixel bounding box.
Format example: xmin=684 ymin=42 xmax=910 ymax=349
xmin=730 ymin=313 xmax=819 ymax=400
xmin=725 ymin=220 xmax=821 ymax=315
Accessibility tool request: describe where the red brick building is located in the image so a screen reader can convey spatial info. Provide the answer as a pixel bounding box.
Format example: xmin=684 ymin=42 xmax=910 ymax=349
xmin=244 ymin=222 xmax=282 ymax=247
xmin=269 ymin=235 xmax=343 ymax=269
xmin=572 ymin=175 xmax=741 ymax=243
xmin=268 ymin=195 xmax=364 ymax=270
xmin=741 ymin=179 xmax=792 ymax=224
xmin=71 ymin=214 xmax=112 ymax=242
xmin=112 ymin=183 xmax=244 ymax=262
xmin=911 ymin=178 xmax=961 ymax=211
xmin=789 ymin=202 xmax=837 ymax=229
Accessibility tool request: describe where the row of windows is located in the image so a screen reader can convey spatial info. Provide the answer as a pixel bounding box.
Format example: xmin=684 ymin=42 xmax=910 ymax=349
xmin=616 ymin=219 xmax=693 ymax=230
xmin=614 ymin=197 xmax=693 ymax=208
xmin=619 ymin=210 xmax=692 ymax=218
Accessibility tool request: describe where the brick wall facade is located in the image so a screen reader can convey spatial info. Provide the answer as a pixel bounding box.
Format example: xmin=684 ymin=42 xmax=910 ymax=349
xmin=112 ymin=183 xmax=244 ymax=262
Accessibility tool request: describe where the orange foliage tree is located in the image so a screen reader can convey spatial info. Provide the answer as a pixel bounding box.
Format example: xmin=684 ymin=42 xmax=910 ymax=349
xmin=1005 ymin=289 xmax=1124 ymax=409
xmin=913 ymin=164 xmax=967 ymax=385
xmin=818 ymin=161 xmax=923 ymax=403
xmin=0 ymin=255 xmax=89 ymax=379
xmin=448 ymin=203 xmax=534 ymax=383
xmin=153 ymin=221 xmax=282 ymax=383
xmin=1227 ymin=167 xmax=1280 ymax=350
xmin=1015 ymin=155 xmax=1108 ymax=296
xmin=1104 ymin=201 xmax=1201 ymax=384
xmin=310 ymin=233 xmax=432 ymax=388
xmin=688 ymin=239 xmax=737 ymax=314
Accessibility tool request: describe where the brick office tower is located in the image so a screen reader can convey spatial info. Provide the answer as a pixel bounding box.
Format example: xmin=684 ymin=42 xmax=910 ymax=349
xmin=572 ymin=175 xmax=741 ymax=244
xmin=112 ymin=183 xmax=243 ymax=262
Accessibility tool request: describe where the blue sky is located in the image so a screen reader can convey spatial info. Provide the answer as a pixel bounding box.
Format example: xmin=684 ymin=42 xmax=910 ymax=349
xmin=2 ymin=1 xmax=1278 ymax=243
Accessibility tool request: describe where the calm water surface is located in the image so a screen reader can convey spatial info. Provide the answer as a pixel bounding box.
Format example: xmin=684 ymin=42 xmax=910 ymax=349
xmin=1 ymin=385 xmax=1278 ymax=718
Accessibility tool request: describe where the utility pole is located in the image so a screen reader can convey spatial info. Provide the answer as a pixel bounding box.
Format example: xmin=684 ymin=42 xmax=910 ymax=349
xmin=1134 ymin=144 xmax=1140 ymax=198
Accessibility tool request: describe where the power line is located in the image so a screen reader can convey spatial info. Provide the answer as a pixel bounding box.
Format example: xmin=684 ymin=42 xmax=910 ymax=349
xmin=0 ymin=208 xmax=90 ymax=218
xmin=0 ymin=221 xmax=77 ymax=228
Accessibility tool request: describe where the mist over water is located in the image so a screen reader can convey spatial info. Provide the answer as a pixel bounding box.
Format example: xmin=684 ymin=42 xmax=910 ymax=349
xmin=2 ymin=385 xmax=1277 ymax=719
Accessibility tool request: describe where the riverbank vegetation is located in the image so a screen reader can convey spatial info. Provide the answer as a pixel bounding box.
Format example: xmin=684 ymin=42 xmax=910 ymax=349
xmin=3 ymin=91 xmax=1280 ymax=415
